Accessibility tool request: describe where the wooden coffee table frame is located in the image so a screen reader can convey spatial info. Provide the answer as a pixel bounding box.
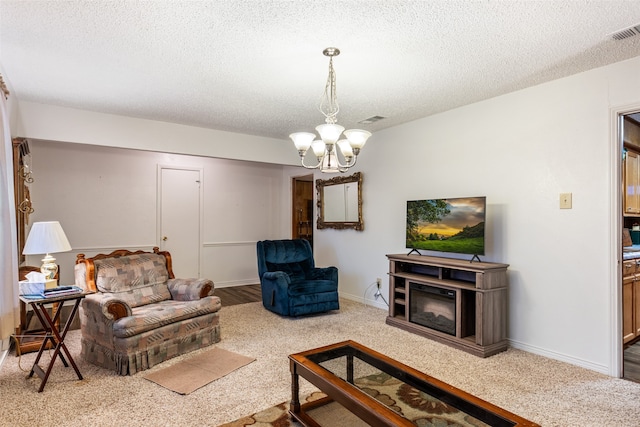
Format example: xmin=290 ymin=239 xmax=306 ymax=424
xmin=289 ymin=340 xmax=539 ymax=427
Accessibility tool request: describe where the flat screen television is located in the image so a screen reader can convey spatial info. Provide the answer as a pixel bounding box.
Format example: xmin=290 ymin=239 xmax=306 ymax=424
xmin=406 ymin=197 xmax=486 ymax=258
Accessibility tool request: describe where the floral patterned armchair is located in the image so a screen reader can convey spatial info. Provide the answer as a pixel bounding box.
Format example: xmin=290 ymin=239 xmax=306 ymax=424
xmin=74 ymin=247 xmax=221 ymax=375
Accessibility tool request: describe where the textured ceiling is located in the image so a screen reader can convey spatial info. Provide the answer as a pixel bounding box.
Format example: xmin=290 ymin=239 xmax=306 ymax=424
xmin=2 ymin=1 xmax=640 ymax=141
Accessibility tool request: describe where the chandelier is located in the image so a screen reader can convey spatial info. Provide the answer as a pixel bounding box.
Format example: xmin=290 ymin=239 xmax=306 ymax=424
xmin=289 ymin=48 xmax=372 ymax=173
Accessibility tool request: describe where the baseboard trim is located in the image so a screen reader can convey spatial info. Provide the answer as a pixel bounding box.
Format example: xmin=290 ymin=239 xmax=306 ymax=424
xmin=215 ymin=279 xmax=259 ymax=288
xmin=339 ymin=291 xmax=388 ymax=310
xmin=508 ymin=338 xmax=610 ymax=375
xmin=338 ymin=291 xmax=611 ymax=375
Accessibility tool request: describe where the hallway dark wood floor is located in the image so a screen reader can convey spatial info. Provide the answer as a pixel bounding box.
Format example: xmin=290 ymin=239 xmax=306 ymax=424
xmin=215 ymin=284 xmax=262 ymax=306
xmin=624 ymin=340 xmax=640 ymax=383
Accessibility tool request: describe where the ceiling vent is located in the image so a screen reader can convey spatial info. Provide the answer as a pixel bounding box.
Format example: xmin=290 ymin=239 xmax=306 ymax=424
xmin=358 ymin=115 xmax=386 ymax=124
xmin=610 ymin=24 xmax=640 ymax=41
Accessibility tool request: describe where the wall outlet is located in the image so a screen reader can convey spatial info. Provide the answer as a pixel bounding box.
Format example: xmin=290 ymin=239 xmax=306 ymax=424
xmin=376 ymin=278 xmax=382 ymax=288
xmin=560 ymin=192 xmax=572 ymax=209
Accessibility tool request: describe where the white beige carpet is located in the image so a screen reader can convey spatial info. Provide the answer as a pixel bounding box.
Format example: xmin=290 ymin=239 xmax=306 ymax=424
xmin=1 ymin=299 xmax=640 ymax=426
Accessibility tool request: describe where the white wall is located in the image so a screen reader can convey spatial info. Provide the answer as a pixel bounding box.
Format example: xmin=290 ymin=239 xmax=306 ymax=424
xmin=313 ymin=55 xmax=640 ymax=375
xmin=24 ymin=140 xmax=290 ymax=287
xmin=15 ymin=101 xmax=300 ymax=166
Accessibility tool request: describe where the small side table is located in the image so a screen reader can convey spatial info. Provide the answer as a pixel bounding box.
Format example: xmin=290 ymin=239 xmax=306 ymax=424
xmin=15 ymin=266 xmax=59 ymax=354
xmin=19 ymin=291 xmax=87 ymax=392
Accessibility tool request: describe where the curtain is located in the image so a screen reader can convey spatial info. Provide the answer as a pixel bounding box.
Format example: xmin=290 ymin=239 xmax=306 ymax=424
xmin=0 ymin=85 xmax=19 ymax=352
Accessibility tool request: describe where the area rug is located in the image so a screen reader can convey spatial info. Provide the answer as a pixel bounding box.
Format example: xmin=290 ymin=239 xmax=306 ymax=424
xmin=219 ymin=371 xmax=494 ymax=426
xmin=143 ymin=347 xmax=255 ymax=394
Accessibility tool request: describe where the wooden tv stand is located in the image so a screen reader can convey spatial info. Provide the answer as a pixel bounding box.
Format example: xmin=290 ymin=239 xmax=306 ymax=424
xmin=386 ymin=254 xmax=509 ymax=357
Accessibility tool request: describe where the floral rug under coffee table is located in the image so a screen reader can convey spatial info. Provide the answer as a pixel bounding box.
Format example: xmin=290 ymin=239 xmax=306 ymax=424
xmin=219 ymin=372 xmax=492 ymax=427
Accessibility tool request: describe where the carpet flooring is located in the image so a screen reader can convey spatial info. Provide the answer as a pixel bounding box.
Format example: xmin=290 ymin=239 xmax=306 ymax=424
xmin=219 ymin=391 xmax=380 ymax=427
xmin=1 ymin=299 xmax=640 ymax=426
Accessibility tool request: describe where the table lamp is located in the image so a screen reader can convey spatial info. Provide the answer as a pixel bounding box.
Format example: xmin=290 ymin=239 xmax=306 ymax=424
xmin=22 ymin=221 xmax=72 ymax=283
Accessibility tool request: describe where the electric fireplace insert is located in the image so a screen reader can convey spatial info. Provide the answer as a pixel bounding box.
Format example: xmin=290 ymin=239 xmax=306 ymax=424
xmin=409 ymin=282 xmax=456 ymax=335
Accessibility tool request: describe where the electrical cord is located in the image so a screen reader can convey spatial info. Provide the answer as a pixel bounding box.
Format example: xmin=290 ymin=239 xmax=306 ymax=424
xmin=373 ymin=285 xmax=389 ymax=307
xmin=11 ymin=334 xmax=28 ymax=372
xmin=363 ymin=281 xmax=389 ymax=308
xmin=11 ymin=333 xmax=51 ymax=372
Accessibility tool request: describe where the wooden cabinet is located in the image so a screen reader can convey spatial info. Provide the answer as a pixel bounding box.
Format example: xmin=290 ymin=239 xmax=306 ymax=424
xmin=622 ymin=258 xmax=640 ymax=344
xmin=386 ymin=254 xmax=509 ymax=357
xmin=635 ymin=279 xmax=640 ymax=337
xmin=623 ymin=275 xmax=635 ymax=343
xmin=624 ymin=117 xmax=640 ymax=149
xmin=624 ymin=150 xmax=640 ymax=216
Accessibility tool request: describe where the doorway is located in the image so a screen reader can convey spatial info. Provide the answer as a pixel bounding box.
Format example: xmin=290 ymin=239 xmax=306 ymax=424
xmin=157 ymin=166 xmax=203 ymax=278
xmin=292 ymin=175 xmax=314 ymax=246
xmin=621 ymin=112 xmax=640 ymax=382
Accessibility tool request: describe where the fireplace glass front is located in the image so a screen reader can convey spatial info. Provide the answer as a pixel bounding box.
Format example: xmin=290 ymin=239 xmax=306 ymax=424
xmin=409 ymin=282 xmax=456 ymax=336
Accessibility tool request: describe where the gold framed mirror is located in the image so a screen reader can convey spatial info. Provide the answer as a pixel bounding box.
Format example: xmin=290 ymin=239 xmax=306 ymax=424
xmin=316 ymin=172 xmax=363 ymax=231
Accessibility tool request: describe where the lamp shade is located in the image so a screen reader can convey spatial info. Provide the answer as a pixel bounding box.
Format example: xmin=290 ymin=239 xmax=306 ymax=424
xmin=343 ymin=129 xmax=372 ymax=149
xmin=337 ymin=139 xmax=354 ymax=158
xmin=316 ymin=124 xmax=345 ymax=145
xmin=22 ymin=221 xmax=72 ymax=255
xmin=311 ymin=140 xmax=327 ymax=157
xmin=290 ymin=132 xmax=316 ymax=152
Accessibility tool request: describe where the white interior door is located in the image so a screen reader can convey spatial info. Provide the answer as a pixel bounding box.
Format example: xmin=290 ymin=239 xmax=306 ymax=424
xmin=158 ymin=166 xmax=202 ymax=278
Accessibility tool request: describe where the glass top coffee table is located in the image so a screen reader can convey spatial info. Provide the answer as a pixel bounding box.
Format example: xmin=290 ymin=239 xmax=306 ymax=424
xmin=289 ymin=340 xmax=539 ymax=427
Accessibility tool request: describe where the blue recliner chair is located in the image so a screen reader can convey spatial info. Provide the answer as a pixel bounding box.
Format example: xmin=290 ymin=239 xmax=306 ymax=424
xmin=256 ymin=239 xmax=339 ymax=316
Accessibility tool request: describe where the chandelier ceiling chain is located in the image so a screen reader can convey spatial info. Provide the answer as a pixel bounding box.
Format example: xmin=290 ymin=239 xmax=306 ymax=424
xmin=319 ymin=48 xmax=339 ymax=125
xmin=289 ymin=47 xmax=371 ymax=174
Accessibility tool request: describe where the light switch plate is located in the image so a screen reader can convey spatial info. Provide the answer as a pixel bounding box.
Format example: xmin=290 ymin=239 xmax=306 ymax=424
xmin=560 ymin=193 xmax=572 ymax=209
